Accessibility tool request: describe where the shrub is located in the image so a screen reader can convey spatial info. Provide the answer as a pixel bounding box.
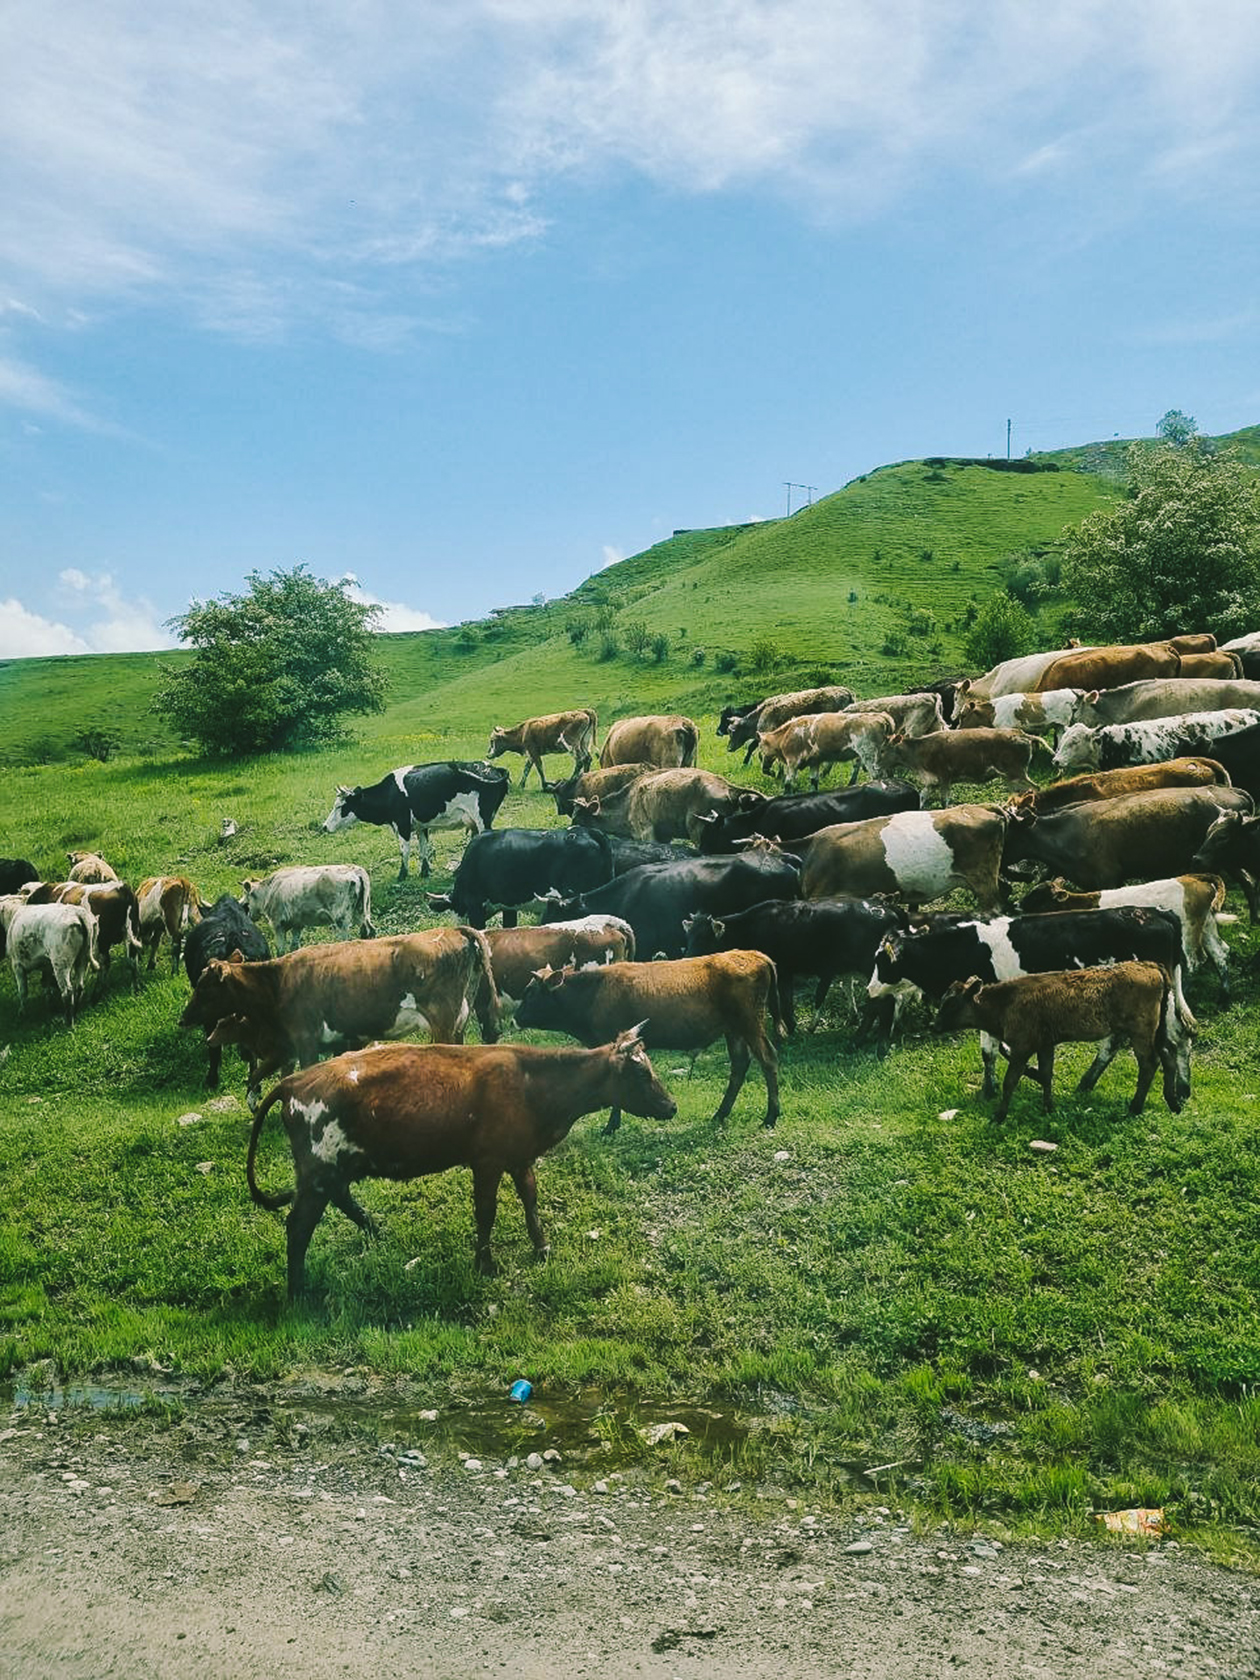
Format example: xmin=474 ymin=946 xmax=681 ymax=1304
xmin=566 ymin=617 xmax=591 ymax=647
xmin=907 ymin=607 xmax=935 ymax=637
xmin=690 ymin=646 xmax=706 ymax=667
xmin=749 ymin=636 xmax=779 ymax=676
xmin=74 ymin=727 xmax=122 ymax=763
xmin=881 ymin=630 xmax=909 ymax=658
xmin=962 ymin=595 xmax=1037 ymax=669
xmin=598 ymin=633 xmax=622 ymax=662
xmin=715 ymin=650 xmax=738 ymax=673
xmin=623 ymin=620 xmax=651 ymax=659
xmin=649 ymin=633 xmax=669 ymax=663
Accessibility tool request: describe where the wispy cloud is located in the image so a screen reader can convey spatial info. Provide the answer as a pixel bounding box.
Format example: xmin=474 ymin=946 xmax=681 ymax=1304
xmin=0 ymin=597 xmax=90 ymax=658
xmin=55 ymin=569 xmax=177 ymax=653
xmin=340 ymin=574 xmax=446 ymax=633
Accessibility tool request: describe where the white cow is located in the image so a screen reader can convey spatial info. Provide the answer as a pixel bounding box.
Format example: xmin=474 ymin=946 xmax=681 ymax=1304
xmin=7 ymin=901 xmax=100 ymax=1023
xmin=1054 ymin=709 xmax=1260 ymax=775
xmin=242 ymin=864 xmax=375 ymax=954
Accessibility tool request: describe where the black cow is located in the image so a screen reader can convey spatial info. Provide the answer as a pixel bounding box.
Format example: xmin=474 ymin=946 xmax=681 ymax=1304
xmin=0 ymin=858 xmax=39 ymax=896
xmin=429 ymin=827 xmax=614 ymax=929
xmin=182 ymin=893 xmax=271 ymax=1088
xmin=716 ymin=700 xmax=765 ymax=738
xmin=867 ymin=905 xmax=1189 ymax=1091
xmin=323 ymin=761 xmax=511 ymax=881
xmin=1167 ymin=718 xmax=1260 ymax=799
xmin=1192 ymin=809 xmax=1260 ymax=921
xmin=606 ymin=837 xmax=697 ymax=875
xmin=694 ymin=780 xmax=920 ymax=854
xmin=684 ymin=896 xmax=903 ymax=1032
xmin=540 ymin=850 xmax=800 ymax=959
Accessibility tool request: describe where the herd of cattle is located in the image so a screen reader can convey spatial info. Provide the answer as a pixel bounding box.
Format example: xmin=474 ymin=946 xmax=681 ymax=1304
xmin=6 ymin=627 xmax=1260 ymax=1296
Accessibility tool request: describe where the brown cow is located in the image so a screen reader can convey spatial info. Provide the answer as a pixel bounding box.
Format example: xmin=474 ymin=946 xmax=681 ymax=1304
xmin=517 ymin=950 xmax=784 ymax=1130
xmin=936 ymin=961 xmax=1190 ymax=1123
xmin=757 ymin=711 xmax=896 ymax=791
xmin=572 ymin=768 xmax=763 ymax=845
xmin=27 ymin=880 xmax=143 ymax=992
xmin=136 ymin=876 xmax=202 ymax=973
xmin=1032 ymin=638 xmax=1217 ymax=695
xmin=724 ymin=686 xmax=858 ymax=763
xmin=599 ymin=715 xmax=699 ymax=770
xmin=179 ymin=927 xmax=500 ymax=1106
xmin=487 ymin=708 xmax=597 ymax=788
xmin=246 ymin=1027 xmax=676 ymax=1295
xmin=481 ymin=915 xmax=635 ymax=1016
xmin=66 ymin=851 xmax=119 ymax=884
xmin=1006 ymin=757 xmax=1231 ymax=818
xmin=879 ymin=727 xmax=1051 ymax=806
xmin=549 ymin=762 xmax=657 ymax=817
xmin=798 ymin=804 xmax=1009 ymax=912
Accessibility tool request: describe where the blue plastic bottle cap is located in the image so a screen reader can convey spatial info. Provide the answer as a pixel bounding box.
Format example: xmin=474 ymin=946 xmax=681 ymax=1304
xmin=509 ymin=1379 xmax=533 ymax=1403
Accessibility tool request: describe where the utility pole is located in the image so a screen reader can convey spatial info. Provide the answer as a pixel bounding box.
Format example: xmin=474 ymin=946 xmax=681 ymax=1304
xmin=1006 ymin=418 xmax=1012 ymax=460
xmin=784 ymin=482 xmax=817 ymax=516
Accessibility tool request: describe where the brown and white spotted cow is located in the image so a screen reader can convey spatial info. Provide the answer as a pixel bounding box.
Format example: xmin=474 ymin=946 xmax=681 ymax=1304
xmin=136 ymin=876 xmax=202 ymax=973
xmin=797 ymin=803 xmax=1009 ymax=912
xmin=757 ymin=711 xmax=896 ymax=792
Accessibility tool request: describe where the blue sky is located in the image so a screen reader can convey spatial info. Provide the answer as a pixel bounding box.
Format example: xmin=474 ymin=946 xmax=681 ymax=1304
xmin=2 ymin=1 xmax=1259 ymax=656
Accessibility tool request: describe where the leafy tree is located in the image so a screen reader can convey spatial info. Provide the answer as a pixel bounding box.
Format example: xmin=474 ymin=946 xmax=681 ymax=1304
xmin=1062 ymin=441 xmax=1260 ymax=642
xmin=1156 ymin=408 xmax=1197 ymax=447
xmin=962 ymin=595 xmax=1036 ymax=670
xmin=152 ymin=565 xmax=387 ymax=755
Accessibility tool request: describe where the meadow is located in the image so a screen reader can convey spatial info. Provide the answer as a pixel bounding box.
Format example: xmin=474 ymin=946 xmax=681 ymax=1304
xmin=1 ymin=446 xmax=1258 ymax=1559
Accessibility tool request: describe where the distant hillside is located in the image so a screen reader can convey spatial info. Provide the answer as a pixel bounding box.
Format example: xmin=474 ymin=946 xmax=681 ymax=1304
xmin=3 ymin=423 xmax=1255 ymax=766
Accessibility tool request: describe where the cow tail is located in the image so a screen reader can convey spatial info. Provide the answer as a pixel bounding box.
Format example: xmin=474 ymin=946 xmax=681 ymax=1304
xmin=82 ymin=907 xmax=101 ymax=972
xmin=586 ymin=708 xmax=599 ymax=760
xmin=764 ymin=958 xmax=788 ymax=1043
xmin=359 ymin=868 xmax=376 ymax=939
xmin=247 ymin=1085 xmax=294 ymax=1211
xmin=464 ymin=926 xmax=501 ymax=1044
xmin=680 ymin=724 xmax=699 ymax=768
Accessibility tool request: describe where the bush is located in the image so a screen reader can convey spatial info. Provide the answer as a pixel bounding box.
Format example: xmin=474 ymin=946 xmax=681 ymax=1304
xmin=74 ymin=727 xmax=121 ymax=763
xmin=962 ymin=595 xmax=1037 ymax=670
xmin=881 ymin=630 xmax=909 ymax=658
xmin=598 ymin=633 xmax=621 ymax=662
xmin=907 ymin=607 xmax=935 ymax=637
xmin=690 ymin=646 xmax=706 ymax=667
xmin=749 ymin=636 xmax=779 ymax=676
xmin=649 ymin=633 xmax=669 ymax=664
xmin=623 ymin=620 xmax=651 ymax=659
xmin=565 ymin=617 xmax=591 ymax=647
xmin=715 ymin=650 xmax=738 ymax=674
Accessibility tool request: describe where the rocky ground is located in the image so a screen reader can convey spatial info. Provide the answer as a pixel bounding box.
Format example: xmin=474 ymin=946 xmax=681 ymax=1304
xmin=2 ymin=1388 xmax=1257 ymax=1679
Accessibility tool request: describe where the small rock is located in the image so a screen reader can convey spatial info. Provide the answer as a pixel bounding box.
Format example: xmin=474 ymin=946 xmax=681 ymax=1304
xmin=773 ymin=1150 xmax=791 ymax=1161
xmin=463 ymin=1458 xmax=483 ymax=1473
xmin=844 ymin=1540 xmax=873 ymax=1555
xmin=1028 ymin=1139 xmax=1058 ymax=1154
xmin=316 ymin=1571 xmax=344 ymax=1597
xmin=542 ymin=1448 xmax=562 ymax=1464
xmin=526 ymin=1453 xmax=544 ymax=1471
xmin=194 ymin=1161 xmax=213 ymax=1174
xmin=593 ymin=1480 xmax=609 ymax=1495
xmin=174 ymin=1113 xmax=202 ymax=1128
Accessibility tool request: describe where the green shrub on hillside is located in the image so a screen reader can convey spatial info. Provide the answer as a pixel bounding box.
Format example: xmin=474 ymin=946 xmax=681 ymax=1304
xmin=962 ymin=594 xmax=1037 ymax=669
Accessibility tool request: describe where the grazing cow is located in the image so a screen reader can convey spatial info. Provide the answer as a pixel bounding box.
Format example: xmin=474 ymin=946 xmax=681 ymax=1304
xmin=954 ymin=689 xmax=1084 ymax=738
xmin=879 ymin=727 xmax=1051 ymax=806
xmin=1019 ymin=875 xmax=1233 ymax=998
xmin=1054 ymin=710 xmax=1260 ymax=775
xmin=482 ymin=917 xmax=636 ymax=1017
xmin=868 ymin=904 xmax=1191 ymax=1085
xmin=572 ymin=768 xmax=764 ymax=846
xmin=428 ymin=827 xmax=613 ymax=929
xmin=1191 ymin=810 xmax=1260 ymax=922
xmin=180 ymin=927 xmax=500 ymax=1106
xmin=599 ymin=715 xmax=700 ymax=770
xmin=7 ymin=901 xmax=99 ymax=1023
xmin=66 ymin=851 xmax=118 ymax=884
xmin=247 ymin=1028 xmax=676 ymax=1295
xmin=935 ymin=961 xmax=1190 ymax=1122
xmin=183 ymin=893 xmax=272 ymax=1088
xmin=1002 ymin=785 xmax=1253 ymax=890
xmin=518 ymin=952 xmax=784 ymax=1130
xmin=798 ymin=804 xmax=1009 ymax=913
xmin=844 ymin=692 xmax=947 ymax=738
xmin=694 ymin=779 xmax=920 ymax=854
xmin=1007 ymin=756 xmax=1232 ymax=818
xmin=717 ymin=698 xmax=769 ymax=738
xmin=540 ymin=849 xmax=801 ymax=959
xmin=27 ymin=881 xmax=143 ymax=993
xmin=487 ymin=709 xmax=597 ymax=788
xmin=550 ymin=763 xmax=656 ymax=818
xmin=322 ymin=761 xmax=510 ymax=881
xmin=1165 ymin=719 xmax=1260 ymax=800
xmin=1074 ymin=679 xmax=1260 ymax=729
xmin=243 ymin=864 xmax=374 ymax=953
xmin=1032 ymin=640 xmax=1199 ymax=695
xmin=136 ymin=876 xmax=202 ymax=973
xmin=758 ymin=711 xmax=896 ymax=791
xmin=0 ymin=858 xmax=39 ymax=896
xmin=684 ymin=896 xmax=903 ymax=1033
xmin=724 ymin=686 xmax=858 ymax=764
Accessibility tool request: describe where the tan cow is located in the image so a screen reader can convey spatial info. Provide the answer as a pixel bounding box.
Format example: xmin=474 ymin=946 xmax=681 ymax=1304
xmin=66 ymin=851 xmax=119 ymax=884
xmin=487 ymin=708 xmax=597 ymax=788
xmin=757 ymin=711 xmax=895 ymax=791
xmin=599 ymin=715 xmax=699 ymax=769
xmin=572 ymin=768 xmax=763 ymax=845
xmin=879 ymin=727 xmax=1052 ymax=806
xmin=136 ymin=876 xmax=202 ymax=973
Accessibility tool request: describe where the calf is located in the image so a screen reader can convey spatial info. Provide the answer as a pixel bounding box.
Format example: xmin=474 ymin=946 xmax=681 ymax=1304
xmin=136 ymin=876 xmax=202 ymax=973
xmin=1054 ymin=709 xmax=1260 ymax=775
xmin=758 ymin=711 xmax=895 ymax=791
xmin=935 ymin=961 xmax=1190 ymax=1122
xmin=243 ymin=864 xmax=374 ymax=953
xmin=183 ymin=893 xmax=272 ymax=1088
xmin=880 ymin=727 xmax=1050 ymax=806
xmin=28 ymin=881 xmax=143 ymax=993
xmin=954 ymin=688 xmax=1083 ymax=738
xmin=1019 ymin=874 xmax=1233 ymax=998
xmin=247 ymin=1028 xmax=676 ymax=1295
xmin=66 ymin=851 xmax=118 ymax=884
xmin=180 ymin=927 xmax=500 ymax=1106
xmin=868 ymin=904 xmax=1190 ymax=1086
xmin=684 ymin=896 xmax=902 ymax=1032
xmin=600 ymin=715 xmax=699 ymax=769
xmin=517 ymin=952 xmax=784 ymax=1130
xmin=725 ymin=686 xmax=858 ymax=764
xmin=487 ymin=708 xmax=597 ymax=788
xmin=7 ymin=901 xmax=99 ymax=1023
xmin=481 ymin=916 xmax=636 ymax=1018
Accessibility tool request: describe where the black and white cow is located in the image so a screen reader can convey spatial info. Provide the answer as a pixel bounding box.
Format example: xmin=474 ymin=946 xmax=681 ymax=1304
xmin=1054 ymin=709 xmax=1260 ymax=775
xmin=866 ymin=905 xmax=1190 ymax=1090
xmin=428 ymin=827 xmax=615 ymax=929
xmin=323 ymin=761 xmax=511 ymax=881
xmin=684 ymin=895 xmax=903 ymax=1032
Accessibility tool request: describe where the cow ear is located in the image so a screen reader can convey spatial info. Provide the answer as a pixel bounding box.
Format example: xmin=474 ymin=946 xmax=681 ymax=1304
xmin=963 ymin=975 xmax=984 ymax=998
xmin=736 ymin=791 xmax=763 ymax=809
xmin=1085 ymin=689 xmax=1100 ymax=704
xmin=710 ymin=918 xmax=726 ymax=939
xmin=337 ymin=784 xmax=351 ymax=796
xmin=227 ymin=947 xmax=246 ymax=964
xmin=617 ymin=1020 xmax=650 ymax=1048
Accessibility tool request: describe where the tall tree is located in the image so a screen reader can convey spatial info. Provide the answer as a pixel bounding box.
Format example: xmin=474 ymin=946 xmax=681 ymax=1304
xmin=1062 ymin=441 xmax=1260 ymax=643
xmin=153 ymin=566 xmax=387 ymax=755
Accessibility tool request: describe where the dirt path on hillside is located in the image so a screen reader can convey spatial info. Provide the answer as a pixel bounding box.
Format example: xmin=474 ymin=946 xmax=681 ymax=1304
xmin=2 ymin=1391 xmax=1257 ymax=1679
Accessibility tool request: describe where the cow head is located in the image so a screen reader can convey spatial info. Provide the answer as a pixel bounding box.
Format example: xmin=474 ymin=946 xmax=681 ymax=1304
xmin=322 ymin=787 xmax=358 ymax=832
xmin=1192 ymin=810 xmax=1258 ymax=871
xmin=935 ymin=975 xmax=985 ymax=1033
xmin=486 ymin=727 xmax=509 ymax=758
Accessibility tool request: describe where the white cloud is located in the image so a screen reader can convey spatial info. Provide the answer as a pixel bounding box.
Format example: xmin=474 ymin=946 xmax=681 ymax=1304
xmin=339 ymin=574 xmax=446 ymax=633
xmin=53 ymin=569 xmax=177 ymax=652
xmin=600 ymin=545 xmax=625 ymax=570
xmin=0 ymin=353 xmax=108 ymax=430
xmin=0 ymin=597 xmax=91 ymax=657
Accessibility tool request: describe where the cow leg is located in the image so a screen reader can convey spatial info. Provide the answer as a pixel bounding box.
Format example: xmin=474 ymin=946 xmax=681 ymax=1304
xmin=170 ymin=936 xmax=181 ymax=975
xmin=978 ymin=1030 xmax=1002 ymax=1098
xmin=285 ymin=1188 xmax=330 ymax=1301
xmin=501 ymin=907 xmax=519 ymax=929
xmin=396 ymin=832 xmax=411 ymax=883
xmin=1035 ymin=1046 xmax=1055 ymax=1111
xmin=471 ymin=1166 xmax=503 ymax=1274
xmin=417 ymin=831 xmax=435 ymax=879
xmin=510 ymin=1165 xmax=549 ymax=1259
xmin=1077 ymin=1034 xmax=1121 ymax=1095
xmin=712 ymin=1033 xmax=752 ymax=1124
xmin=329 ymin=1182 xmax=379 ymax=1239
xmin=1202 ymin=917 xmax=1231 ymax=1001
xmin=1129 ymin=1041 xmax=1159 ymax=1115
xmin=519 ymin=757 xmax=534 ymax=788
xmin=778 ymin=968 xmax=798 ymax=1035
xmin=602 ymin=1105 xmax=623 ymax=1136
xmin=994 ymin=1053 xmax=1031 ymax=1123
xmin=752 ymin=1032 xmax=781 ymax=1129
xmin=742 ymin=739 xmax=757 ymax=766
xmin=204 ymin=1033 xmax=222 ymax=1090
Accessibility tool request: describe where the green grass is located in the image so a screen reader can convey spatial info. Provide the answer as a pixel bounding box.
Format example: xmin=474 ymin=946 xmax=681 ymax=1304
xmin=2 ymin=436 xmax=1259 ymax=1558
